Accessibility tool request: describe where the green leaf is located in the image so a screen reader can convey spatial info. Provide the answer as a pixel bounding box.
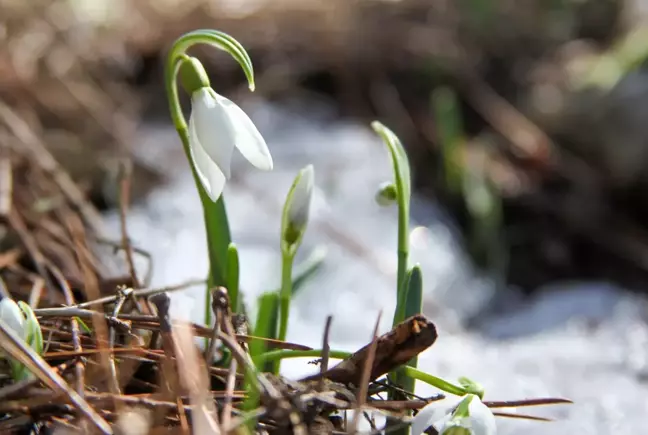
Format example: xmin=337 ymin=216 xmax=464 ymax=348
xmin=203 ymin=196 xmax=232 ymax=288
xmin=432 ymin=86 xmax=464 ymax=194
xmin=291 ymin=246 xmax=327 ymax=298
xmin=74 ymin=317 xmax=92 ymax=334
xmin=250 ymin=292 xmax=279 ymax=360
xmin=371 ymin=121 xmax=411 ymax=216
xmin=168 ymin=29 xmax=255 ymax=92
xmin=227 ymin=243 xmax=241 ymax=313
xmin=403 ymin=265 xmax=423 ymax=320
xmin=371 ymin=122 xmax=412 ymax=326
xmin=17 ymin=301 xmax=42 ymax=356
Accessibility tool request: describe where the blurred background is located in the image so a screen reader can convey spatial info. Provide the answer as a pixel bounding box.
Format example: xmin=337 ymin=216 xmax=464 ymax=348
xmin=2 ymin=0 xmax=648 ymax=433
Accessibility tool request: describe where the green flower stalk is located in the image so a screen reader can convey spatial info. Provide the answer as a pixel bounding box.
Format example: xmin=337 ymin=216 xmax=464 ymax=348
xmin=164 ymin=30 xmax=272 ymax=323
xmin=370 ymin=122 xmax=412 ymax=325
xmin=278 ymin=165 xmax=314 ymax=346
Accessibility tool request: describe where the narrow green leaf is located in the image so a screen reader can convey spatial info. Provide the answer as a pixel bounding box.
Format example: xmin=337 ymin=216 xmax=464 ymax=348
xmin=244 ymin=292 xmax=278 ymax=423
xmin=403 ymin=265 xmax=423 ymax=320
xmin=250 ymin=292 xmax=279 ymax=361
xmin=74 ymin=317 xmax=92 ymax=334
xmin=432 ymin=86 xmax=464 ymax=194
xmin=395 ymin=265 xmax=424 ymax=397
xmin=371 ymin=121 xmax=411 ymax=215
xmin=227 ymin=243 xmax=241 ymax=313
xmin=291 ymin=246 xmax=326 ymax=298
xmin=17 ymin=301 xmax=42 ymax=356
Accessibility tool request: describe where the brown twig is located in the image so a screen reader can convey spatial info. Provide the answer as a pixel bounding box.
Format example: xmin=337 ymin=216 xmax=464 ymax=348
xmin=302 ymin=315 xmax=438 ymax=387
xmin=117 ymin=159 xmax=140 ymax=289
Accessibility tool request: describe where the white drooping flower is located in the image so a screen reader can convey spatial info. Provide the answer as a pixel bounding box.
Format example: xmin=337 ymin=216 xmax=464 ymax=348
xmin=411 ymin=394 xmax=496 ymax=435
xmin=188 ymin=87 xmax=273 ymax=202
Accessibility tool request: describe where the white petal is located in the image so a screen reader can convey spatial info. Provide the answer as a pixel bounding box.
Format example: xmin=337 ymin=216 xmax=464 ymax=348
xmin=0 ymin=298 xmax=26 ymax=340
xmin=412 ymin=396 xmax=464 ymax=435
xmin=189 ymin=114 xmax=227 ymax=202
xmin=191 ymin=88 xmax=235 ymax=179
xmin=467 ymin=396 xmax=497 ymax=435
xmin=215 ymin=92 xmax=273 ymax=171
xmin=288 ymin=165 xmax=314 ymax=229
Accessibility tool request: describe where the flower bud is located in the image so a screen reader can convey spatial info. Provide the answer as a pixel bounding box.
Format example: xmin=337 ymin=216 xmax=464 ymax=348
xmin=282 ymin=165 xmax=314 ymax=253
xmin=375 ymin=181 xmax=398 ymax=206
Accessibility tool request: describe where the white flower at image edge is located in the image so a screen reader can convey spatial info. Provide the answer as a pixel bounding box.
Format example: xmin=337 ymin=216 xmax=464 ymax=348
xmin=188 ymin=88 xmax=273 ymax=202
xmin=0 ymin=297 xmax=26 ymax=341
xmin=411 ymin=394 xmax=496 ymax=435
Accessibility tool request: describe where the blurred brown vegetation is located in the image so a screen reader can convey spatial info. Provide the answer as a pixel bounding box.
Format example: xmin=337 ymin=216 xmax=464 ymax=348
xmin=4 ymin=0 xmax=648 ymax=293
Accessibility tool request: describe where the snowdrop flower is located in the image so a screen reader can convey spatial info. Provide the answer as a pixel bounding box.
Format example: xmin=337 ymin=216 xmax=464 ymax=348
xmin=412 ymin=394 xmax=496 ymax=435
xmin=281 ymin=165 xmax=314 ymax=252
xmin=188 ymin=87 xmax=273 ymax=202
xmin=0 ymin=297 xmax=27 ymax=341
xmin=0 ymin=296 xmax=43 ymax=380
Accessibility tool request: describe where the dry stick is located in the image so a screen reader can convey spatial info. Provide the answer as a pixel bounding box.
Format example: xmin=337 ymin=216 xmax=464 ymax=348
xmin=492 ymin=412 xmax=552 ymax=422
xmin=319 ymin=315 xmax=333 ymax=392
xmin=176 ymin=395 xmax=191 ymax=435
xmin=204 ymin=287 xmax=225 ymax=364
xmin=213 ymin=288 xmax=237 ymax=432
xmin=171 ymin=320 xmax=221 ymax=434
xmin=47 ymin=264 xmax=85 ymax=397
xmin=221 ymin=357 xmax=238 ymax=431
xmin=0 ymin=318 xmax=111 ymax=434
xmin=0 ymin=140 xmax=12 ymax=217
xmin=150 ymin=293 xmax=185 ymax=428
xmin=350 ymin=312 xmax=382 ymax=433
xmin=484 ymin=398 xmax=573 ymax=408
xmin=302 ymin=314 xmax=438 ymax=387
xmin=106 ymin=288 xmax=131 ymax=396
xmin=117 ymin=159 xmax=140 ymax=290
xmin=76 ymin=279 xmax=206 ymax=309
